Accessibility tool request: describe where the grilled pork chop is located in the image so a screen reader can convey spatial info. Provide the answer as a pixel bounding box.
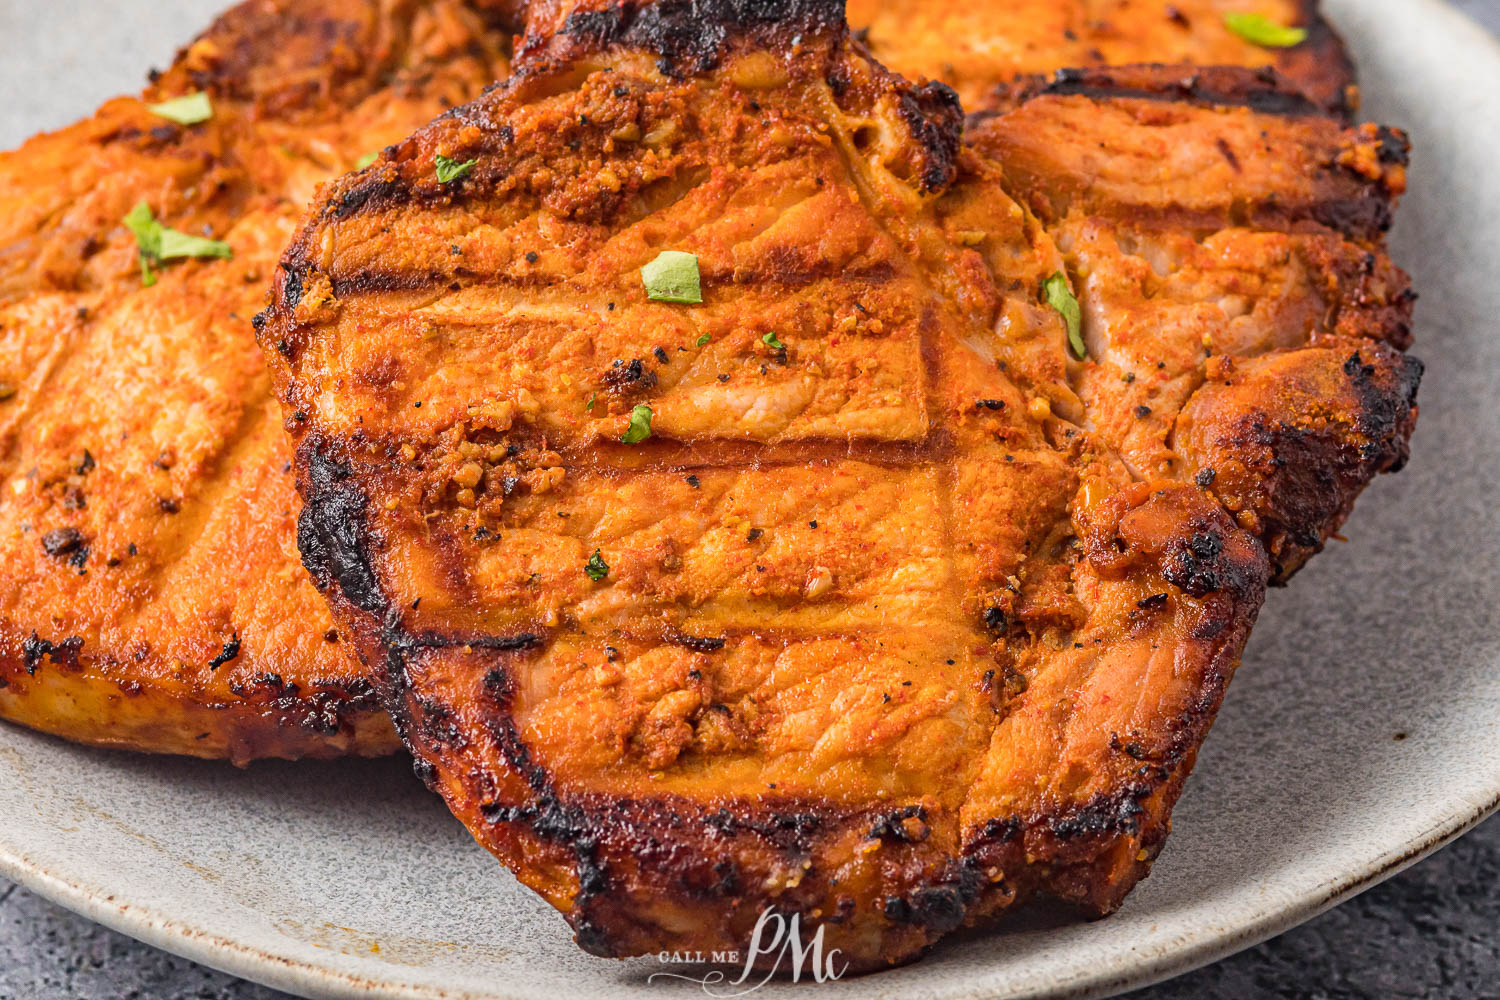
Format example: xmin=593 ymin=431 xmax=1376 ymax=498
xmin=847 ymin=0 xmax=1356 ymax=116
xmin=0 ymin=0 xmax=511 ymax=762
xmin=261 ymin=0 xmax=1417 ymax=968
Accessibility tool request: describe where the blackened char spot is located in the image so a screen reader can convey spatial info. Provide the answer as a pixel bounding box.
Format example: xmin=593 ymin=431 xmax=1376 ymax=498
xmin=894 ymin=80 xmax=962 ymax=192
xmin=22 ymin=634 xmax=84 ymax=676
xmin=483 ymin=667 xmax=516 ymax=707
xmin=40 ymin=528 xmax=84 ymax=557
xmin=599 ymin=358 xmax=658 ymax=399
xmin=1033 ymin=65 xmax=1321 ymax=117
xmin=1343 ymin=351 xmax=1424 ymax=450
xmin=977 ymin=816 xmax=1022 ymax=846
xmin=408 ymin=631 xmax=546 ymax=652
xmin=1310 ymin=196 xmax=1395 ymax=239
xmin=296 ymin=440 xmax=386 ymax=615
xmin=332 ymin=175 xmax=408 ymax=220
xmin=412 ymin=756 xmax=438 ymax=789
xmin=1376 ymin=126 xmax=1411 ymax=166
xmin=282 ymin=266 xmax=304 ymax=309
xmin=558 ymin=0 xmax=847 ymax=77
xmin=867 ymin=804 xmax=926 ymax=841
xmin=883 ymin=896 xmax=913 ymax=922
xmin=665 ymin=629 xmax=726 ymax=652
xmin=882 ymin=876 xmax=973 ymax=932
xmin=1050 ymin=785 xmax=1149 ymax=841
xmin=1162 ymin=530 xmax=1226 ymax=597
xmin=911 ymin=886 xmax=966 ymax=933
xmin=208 ymin=635 xmax=242 ymax=670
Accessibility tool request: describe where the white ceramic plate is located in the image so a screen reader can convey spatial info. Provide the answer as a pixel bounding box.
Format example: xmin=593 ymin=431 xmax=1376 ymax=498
xmin=2 ymin=1 xmax=1498 ymax=998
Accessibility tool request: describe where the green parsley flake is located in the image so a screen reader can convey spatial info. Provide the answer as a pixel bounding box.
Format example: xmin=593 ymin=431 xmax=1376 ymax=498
xmin=585 ymin=549 xmax=610 ymax=581
xmin=147 ymin=92 xmax=213 ymax=125
xmin=356 ymin=151 xmax=381 ymax=170
xmin=123 ymin=201 xmax=232 ymax=288
xmin=621 ymin=404 xmax=654 ymax=444
xmin=641 ymin=251 xmax=702 ymax=303
xmin=435 ymin=154 xmax=477 ymax=183
xmin=696 ymin=332 xmax=712 ymax=347
xmin=1223 ymin=12 xmax=1308 ymax=47
xmin=585 ymin=392 xmax=597 ymax=411
xmin=762 ymin=331 xmax=785 ymax=350
xmin=1044 ymin=271 xmax=1086 ymax=360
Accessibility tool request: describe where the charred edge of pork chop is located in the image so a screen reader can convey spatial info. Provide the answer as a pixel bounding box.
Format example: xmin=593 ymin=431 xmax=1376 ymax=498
xmin=1177 ymin=342 xmax=1423 ymax=581
xmin=0 ymin=0 xmax=514 ymax=761
xmin=967 ymin=66 xmax=1420 ymax=581
xmin=292 ymin=435 xmax=1268 ymax=969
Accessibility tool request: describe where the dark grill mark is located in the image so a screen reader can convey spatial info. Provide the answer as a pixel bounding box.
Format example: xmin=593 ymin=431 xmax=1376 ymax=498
xmin=22 ymin=634 xmax=84 ymax=675
xmin=665 ymin=629 xmax=727 ymax=653
xmin=208 ymin=635 xmax=242 ymax=670
xmin=41 ymin=528 xmax=84 ymax=557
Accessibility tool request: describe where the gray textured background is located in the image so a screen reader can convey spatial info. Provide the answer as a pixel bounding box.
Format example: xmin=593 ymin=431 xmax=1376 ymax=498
xmin=1 ymin=1 xmax=1497 ymax=998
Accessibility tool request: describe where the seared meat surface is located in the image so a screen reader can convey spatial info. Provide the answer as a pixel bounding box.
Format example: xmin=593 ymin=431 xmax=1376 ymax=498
xmin=968 ymin=65 xmax=1419 ymax=578
xmin=0 ymin=0 xmax=511 ymax=761
xmin=261 ymin=0 xmax=1416 ymax=969
xmin=848 ymin=0 xmax=1356 ymax=115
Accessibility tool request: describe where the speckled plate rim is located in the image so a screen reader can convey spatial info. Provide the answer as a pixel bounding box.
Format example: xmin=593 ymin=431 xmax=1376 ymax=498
xmin=2 ymin=1 xmax=1498 ymax=998
xmin=6 ymin=783 xmax=1498 ymax=1000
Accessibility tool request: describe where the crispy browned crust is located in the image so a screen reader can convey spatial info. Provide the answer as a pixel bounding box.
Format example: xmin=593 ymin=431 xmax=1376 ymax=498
xmin=248 ymin=0 xmax=1422 ymax=969
xmin=846 ymin=0 xmax=1357 ymax=117
xmin=967 ymin=64 xmax=1418 ymax=580
xmin=0 ymin=0 xmax=514 ymax=762
xmin=1177 ymin=342 xmax=1421 ymax=579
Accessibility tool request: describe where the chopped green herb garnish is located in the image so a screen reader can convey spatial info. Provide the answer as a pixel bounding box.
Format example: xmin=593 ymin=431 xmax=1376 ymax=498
xmin=435 ymin=154 xmax=477 ymax=183
xmin=762 ymin=331 xmax=785 ymax=350
xmin=147 ymin=92 xmax=213 ymax=125
xmin=356 ymin=151 xmax=381 ymax=170
xmin=621 ymin=404 xmax=654 ymax=444
xmin=123 ymin=201 xmax=232 ymax=288
xmin=585 ymin=392 xmax=597 ymax=411
xmin=1044 ymin=271 xmax=1086 ymax=360
xmin=696 ymin=332 xmax=712 ymax=347
xmin=585 ymin=549 xmax=609 ymax=581
xmin=641 ymin=251 xmax=702 ymax=304
xmin=1223 ymin=12 xmax=1308 ymax=47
